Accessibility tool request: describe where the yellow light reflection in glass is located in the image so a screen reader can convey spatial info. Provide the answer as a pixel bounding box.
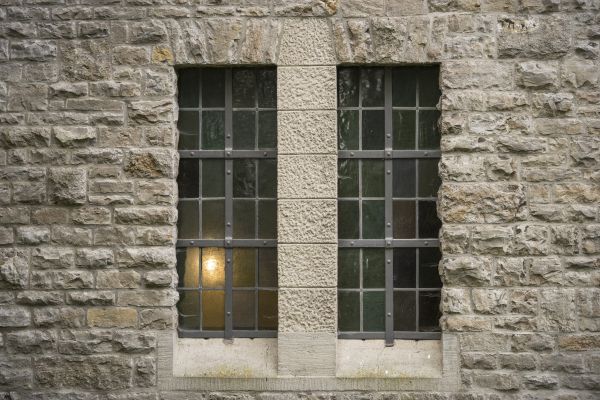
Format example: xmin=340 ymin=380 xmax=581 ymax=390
xmin=183 ymin=247 xmax=200 ymax=288
xmin=201 ymin=247 xmax=225 ymax=288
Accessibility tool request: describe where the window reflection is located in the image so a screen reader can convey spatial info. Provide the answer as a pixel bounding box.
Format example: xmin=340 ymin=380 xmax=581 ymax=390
xmin=201 ymin=247 xmax=225 ymax=288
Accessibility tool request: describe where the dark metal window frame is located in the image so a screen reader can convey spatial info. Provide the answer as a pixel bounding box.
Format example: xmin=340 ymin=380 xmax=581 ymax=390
xmin=176 ymin=67 xmax=277 ymax=340
xmin=337 ymin=67 xmax=441 ymax=345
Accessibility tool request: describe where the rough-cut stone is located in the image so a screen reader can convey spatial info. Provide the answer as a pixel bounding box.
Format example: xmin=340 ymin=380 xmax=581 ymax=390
xmin=278 ymin=66 xmax=336 ymax=110
xmin=279 ymin=289 xmax=336 ymax=332
xmin=48 ymin=168 xmax=87 ymax=205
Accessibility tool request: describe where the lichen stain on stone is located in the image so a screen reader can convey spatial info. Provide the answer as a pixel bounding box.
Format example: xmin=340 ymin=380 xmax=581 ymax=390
xmin=152 ymin=46 xmax=174 ymax=64
xmin=125 ymin=153 xmax=162 ymax=178
xmin=321 ymin=0 xmax=339 ymax=14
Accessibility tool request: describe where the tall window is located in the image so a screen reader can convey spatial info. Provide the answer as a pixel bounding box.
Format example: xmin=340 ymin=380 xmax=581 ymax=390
xmin=337 ymin=67 xmax=442 ymax=345
xmin=176 ymin=68 xmax=278 ymax=339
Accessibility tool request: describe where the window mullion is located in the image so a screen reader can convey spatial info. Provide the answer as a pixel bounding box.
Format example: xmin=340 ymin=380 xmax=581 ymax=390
xmin=384 ymin=67 xmax=394 ymax=347
xmin=224 ymin=69 xmax=234 ymax=340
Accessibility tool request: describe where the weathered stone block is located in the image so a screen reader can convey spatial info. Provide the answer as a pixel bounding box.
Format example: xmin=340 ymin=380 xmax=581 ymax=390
xmin=34 ymin=355 xmax=133 ymax=390
xmin=48 ymin=168 xmax=87 ymax=205
xmin=88 ymin=307 xmax=138 ymax=328
xmin=497 ymin=16 xmax=571 ymax=59
xmin=60 ymin=40 xmax=110 ymax=81
xmin=278 ymin=199 xmax=336 ymax=243
xmin=6 ymin=330 xmax=56 ymax=354
xmin=278 ymin=66 xmax=336 ymax=110
xmin=0 ymin=306 xmax=30 ymax=327
xmin=279 ymin=288 xmax=336 ymax=332
xmin=278 ymin=18 xmax=336 ymax=65
xmin=117 ymin=289 xmax=178 ymax=307
xmin=278 ymin=155 xmax=337 ymax=198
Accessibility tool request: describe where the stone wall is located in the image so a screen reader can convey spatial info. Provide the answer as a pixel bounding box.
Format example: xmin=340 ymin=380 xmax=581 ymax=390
xmin=0 ymin=0 xmax=598 ymax=399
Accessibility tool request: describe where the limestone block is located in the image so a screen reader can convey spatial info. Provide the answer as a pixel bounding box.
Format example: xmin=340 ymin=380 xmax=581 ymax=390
xmin=34 ymin=355 xmax=133 ymax=390
xmin=0 ymin=248 xmax=29 ymax=289
xmin=278 ymin=288 xmax=336 ymax=332
xmin=6 ymin=330 xmax=56 ymax=354
xmin=278 ymin=199 xmax=336 ymax=243
xmin=240 ymin=19 xmax=281 ymax=64
xmin=440 ymin=183 xmax=526 ymax=223
xmin=33 ymin=307 xmax=85 ymax=328
xmin=278 ymin=66 xmax=336 ymax=110
xmin=497 ymin=16 xmax=571 ymax=59
xmin=278 ymin=18 xmax=336 ymax=65
xmin=0 ymin=306 xmax=30 ymax=327
xmin=60 ymin=40 xmax=110 ymax=81
xmin=97 ymin=270 xmax=141 ymax=289
xmin=442 ymin=61 xmax=514 ymax=90
xmin=88 ymin=307 xmax=138 ymax=328
xmin=278 ymin=332 xmax=336 ymax=376
xmin=117 ymin=247 xmax=175 ymax=269
xmin=48 ymin=167 xmax=87 ymax=206
xmin=31 ymin=247 xmax=74 ymax=269
xmin=387 ymin=0 xmax=427 ymax=15
xmin=440 ymin=256 xmax=493 ymax=286
xmin=278 ymin=155 xmax=337 ymax=199
xmin=117 ymin=289 xmax=178 ymax=307
xmin=278 ymin=110 xmax=336 ymax=154
xmin=278 ymin=244 xmax=337 ymax=287
xmin=516 ymin=61 xmax=559 ymax=88
xmin=67 ymin=291 xmax=115 ymax=306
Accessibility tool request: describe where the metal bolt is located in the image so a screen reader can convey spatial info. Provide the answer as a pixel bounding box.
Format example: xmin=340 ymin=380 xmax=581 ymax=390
xmin=387 ymin=152 xmax=391 ymax=157
xmin=386 ymin=241 xmax=391 ymax=246
xmin=350 ymin=152 xmax=354 ymax=157
xmin=227 ymin=151 xmax=231 ymax=156
xmin=387 ymin=170 xmax=391 ymax=174
xmin=424 ymin=241 xmax=429 ymax=246
xmin=387 ymin=222 xmax=391 ymax=227
xmin=387 ymin=259 xmax=391 ymax=264
xmin=263 ymin=241 xmax=267 ymax=245
xmin=424 ymin=151 xmax=428 ymax=156
xmin=387 ymin=312 xmax=391 ymax=317
xmin=263 ymin=152 xmax=268 ymax=156
xmin=227 ymin=259 xmax=231 ymax=263
xmin=227 ymin=222 xmax=231 ymax=226
xmin=190 ymin=151 xmax=195 ymax=156
xmin=227 ymin=170 xmax=231 ymax=175
xmin=227 ymin=134 xmax=231 ymax=139
xmin=227 ymin=312 xmax=231 ymax=316
xmin=350 ymin=241 xmax=355 ymax=246
xmin=386 ymin=134 xmax=391 ymax=138
xmin=190 ymin=241 xmax=195 ymax=245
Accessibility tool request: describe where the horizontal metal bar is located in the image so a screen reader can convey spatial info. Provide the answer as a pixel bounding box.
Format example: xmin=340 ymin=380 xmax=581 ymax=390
xmin=178 ymin=287 xmax=278 ymax=291
xmin=179 ymin=150 xmax=276 ymax=158
xmin=338 ymin=197 xmax=438 ymax=201
xmin=338 ymin=150 xmax=441 ymax=159
xmin=177 ymin=239 xmax=277 ymax=248
xmin=338 ymin=332 xmax=441 ymax=340
xmin=178 ymin=107 xmax=277 ymax=112
xmin=338 ymin=239 xmax=439 ymax=248
xmin=338 ymin=288 xmax=442 ymax=292
xmin=178 ymin=329 xmax=277 ymax=339
xmin=338 ymin=106 xmax=438 ymax=111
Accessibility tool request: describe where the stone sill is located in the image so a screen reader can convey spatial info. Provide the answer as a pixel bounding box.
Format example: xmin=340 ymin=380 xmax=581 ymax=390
xmin=158 ymin=333 xmax=459 ymax=391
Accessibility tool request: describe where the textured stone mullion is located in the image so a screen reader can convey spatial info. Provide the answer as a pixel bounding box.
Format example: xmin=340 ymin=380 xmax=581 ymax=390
xmin=276 ymin=17 xmax=338 ymax=377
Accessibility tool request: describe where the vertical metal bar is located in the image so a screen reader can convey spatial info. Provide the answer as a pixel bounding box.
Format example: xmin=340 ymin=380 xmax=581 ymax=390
xmin=198 ymin=70 xmax=203 ymax=240
xmin=224 ymin=69 xmax=234 ymax=339
xmin=384 ymin=67 xmax=394 ymax=346
xmin=415 ymin=248 xmax=420 ymax=332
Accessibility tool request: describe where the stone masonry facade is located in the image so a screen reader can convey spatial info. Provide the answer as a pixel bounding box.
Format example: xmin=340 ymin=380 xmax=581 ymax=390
xmin=0 ymin=0 xmax=599 ymax=399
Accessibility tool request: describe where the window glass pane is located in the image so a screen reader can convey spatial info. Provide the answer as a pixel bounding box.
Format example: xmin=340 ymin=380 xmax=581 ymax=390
xmin=418 ymin=201 xmax=440 ymax=239
xmin=178 ymin=69 xmax=199 ymax=108
xmin=233 ymin=248 xmax=256 ymax=287
xmin=362 ymin=160 xmax=384 ymax=198
xmin=418 ymin=67 xmax=441 ymax=108
xmin=419 ymin=291 xmax=441 ymax=332
xmin=361 ymin=68 xmax=384 ymax=107
xmin=338 ymin=110 xmax=359 ymax=150
xmin=177 ymin=247 xmax=200 ymax=288
xmin=201 ymin=247 xmax=225 ymax=288
xmin=419 ymin=248 xmax=442 ymax=288
xmin=202 ymin=200 xmax=224 ymax=239
xmin=178 ymin=111 xmax=199 ymax=150
xmin=233 ymin=69 xmax=256 ymax=108
xmin=257 ymin=69 xmax=276 ymax=108
xmin=338 ymin=68 xmax=359 ymax=107
xmin=338 ymin=159 xmax=358 ymax=198
xmin=233 ymin=200 xmax=256 ymax=239
xmin=393 ymin=160 xmax=416 ymax=198
xmin=392 ymin=68 xmax=417 ymax=107
xmin=233 ymin=159 xmax=256 ymax=198
xmin=233 ymin=111 xmax=256 ymax=150
xmin=338 ymin=291 xmax=360 ymax=331
xmin=177 ymin=200 xmax=199 ymax=239
xmin=393 ymin=248 xmax=416 ymax=288
xmin=363 ymin=249 xmax=385 ymax=288
xmin=338 ymin=201 xmax=359 ymax=239
xmin=363 ymin=291 xmax=385 ymax=332
xmin=258 ymin=159 xmax=276 ymax=198
xmin=258 ymin=200 xmax=276 ymax=239
xmin=418 ymin=110 xmax=440 ymax=150
xmin=362 ymin=200 xmax=384 ymax=239
xmin=258 ymin=290 xmax=277 ymax=330
xmin=233 ymin=291 xmax=255 ymax=330
xmin=393 ymin=291 xmax=416 ymax=331
xmin=418 ymin=159 xmax=440 ymax=198
xmin=201 ymin=111 xmax=225 ymax=150
xmin=178 ymin=159 xmax=199 ymax=198
xmin=202 ymin=69 xmax=225 ymax=108
xmin=392 ymin=110 xmax=416 ymax=150
xmin=202 ymin=290 xmax=224 ymax=330
xmin=258 ymin=248 xmax=277 ymax=287
xmin=202 ymin=160 xmax=224 ymax=198
xmin=362 ymin=110 xmax=385 ymax=150
xmin=338 ymin=249 xmax=359 ymax=289
xmin=258 ymin=111 xmax=277 ymax=149
xmin=393 ymin=200 xmax=416 ymax=239
xmin=178 ymin=291 xmax=200 ymax=330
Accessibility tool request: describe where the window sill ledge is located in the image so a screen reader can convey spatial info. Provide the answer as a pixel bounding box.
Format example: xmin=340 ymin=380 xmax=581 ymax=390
xmin=158 ymin=333 xmax=459 ymax=391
